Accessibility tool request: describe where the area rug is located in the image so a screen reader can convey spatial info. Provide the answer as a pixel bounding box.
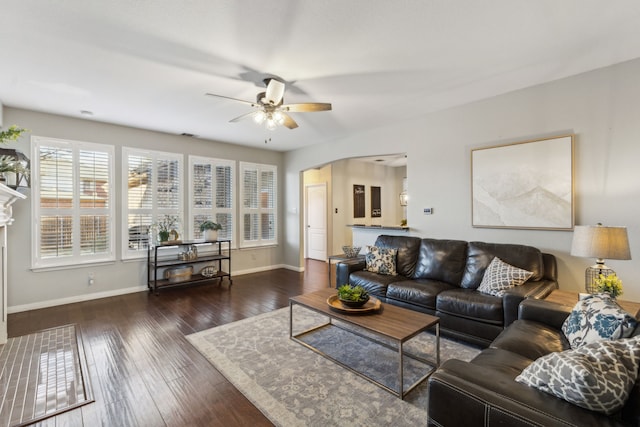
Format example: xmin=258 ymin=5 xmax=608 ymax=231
xmin=0 ymin=324 xmax=94 ymax=427
xmin=187 ymin=305 xmax=481 ymax=426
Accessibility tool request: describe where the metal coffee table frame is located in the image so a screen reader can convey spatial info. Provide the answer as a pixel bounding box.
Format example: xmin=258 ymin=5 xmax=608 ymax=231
xmin=289 ymin=292 xmax=440 ymax=400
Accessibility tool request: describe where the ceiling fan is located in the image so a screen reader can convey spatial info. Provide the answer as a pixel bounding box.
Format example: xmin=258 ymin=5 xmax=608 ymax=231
xmin=206 ymin=78 xmax=331 ymax=130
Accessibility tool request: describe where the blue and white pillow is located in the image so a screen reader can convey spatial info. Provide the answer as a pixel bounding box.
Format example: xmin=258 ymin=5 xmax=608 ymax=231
xmin=365 ymin=246 xmax=398 ymax=276
xmin=562 ymin=294 xmax=637 ymax=349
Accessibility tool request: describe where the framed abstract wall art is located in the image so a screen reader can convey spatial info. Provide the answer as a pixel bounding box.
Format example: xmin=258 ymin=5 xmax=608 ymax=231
xmin=471 ymin=134 xmax=574 ymax=230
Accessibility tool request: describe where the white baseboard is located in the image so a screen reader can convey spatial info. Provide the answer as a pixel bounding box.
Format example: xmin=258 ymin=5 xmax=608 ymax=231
xmin=8 ymin=285 xmax=148 ymax=314
xmin=8 ymin=264 xmax=305 ymax=313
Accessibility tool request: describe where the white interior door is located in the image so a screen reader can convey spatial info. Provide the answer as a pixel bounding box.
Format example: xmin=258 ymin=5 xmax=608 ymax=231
xmin=306 ymin=183 xmax=327 ymax=261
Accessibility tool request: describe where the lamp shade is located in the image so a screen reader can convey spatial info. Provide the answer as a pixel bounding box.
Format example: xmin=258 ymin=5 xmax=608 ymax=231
xmin=570 ymin=225 xmax=631 ymax=260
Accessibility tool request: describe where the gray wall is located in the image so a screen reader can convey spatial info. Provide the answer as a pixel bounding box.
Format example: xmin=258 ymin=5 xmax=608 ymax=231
xmin=285 ymin=58 xmax=640 ymax=300
xmin=4 ymin=107 xmax=285 ymax=311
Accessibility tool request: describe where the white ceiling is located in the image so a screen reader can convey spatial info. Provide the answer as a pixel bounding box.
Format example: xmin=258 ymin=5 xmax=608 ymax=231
xmin=2 ymin=1 xmax=640 ymax=151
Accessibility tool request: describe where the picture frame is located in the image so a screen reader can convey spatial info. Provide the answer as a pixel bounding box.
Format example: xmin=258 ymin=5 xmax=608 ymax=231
xmin=371 ymin=186 xmax=381 ymax=218
xmin=471 ymin=134 xmax=574 ymax=230
xmin=353 ymin=184 xmax=365 ymax=218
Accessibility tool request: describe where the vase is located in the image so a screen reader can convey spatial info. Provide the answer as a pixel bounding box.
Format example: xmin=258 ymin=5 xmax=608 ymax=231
xmin=158 ymin=230 xmax=170 ymax=243
xmin=204 ymin=229 xmax=218 ymax=241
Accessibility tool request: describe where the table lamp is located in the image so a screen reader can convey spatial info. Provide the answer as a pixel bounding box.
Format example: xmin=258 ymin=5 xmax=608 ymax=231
xmin=570 ymin=223 xmax=631 ymax=293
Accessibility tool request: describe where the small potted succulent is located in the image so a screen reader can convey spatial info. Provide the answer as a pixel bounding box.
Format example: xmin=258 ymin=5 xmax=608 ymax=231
xmin=200 ymin=220 xmax=222 ymax=241
xmin=337 ymin=284 xmax=370 ymax=308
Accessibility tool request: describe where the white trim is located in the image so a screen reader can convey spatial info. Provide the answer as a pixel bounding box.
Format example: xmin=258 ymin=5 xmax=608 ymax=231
xmin=239 ymin=161 xmax=278 ymax=248
xmin=188 ymin=155 xmax=236 ymax=248
xmin=31 ymin=136 xmax=116 ymax=269
xmin=122 ymin=147 xmax=184 ymax=259
xmin=7 ymin=285 xmax=148 ymax=313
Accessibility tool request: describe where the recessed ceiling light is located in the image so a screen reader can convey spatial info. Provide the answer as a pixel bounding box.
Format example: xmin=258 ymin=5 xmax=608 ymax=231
xmin=80 ymin=110 xmax=93 ymax=116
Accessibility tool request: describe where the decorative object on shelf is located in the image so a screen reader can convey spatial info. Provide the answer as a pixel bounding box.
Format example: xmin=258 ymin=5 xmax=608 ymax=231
xmin=341 ymin=245 xmax=362 ymax=258
xmin=179 ymin=245 xmax=198 ymax=261
xmin=153 ymin=214 xmax=180 ymax=243
xmin=571 ymin=223 xmax=631 ymax=294
xmin=594 ymin=273 xmax=623 ymax=299
xmin=336 ymin=284 xmax=370 ymax=308
xmin=200 ymin=220 xmax=222 ymax=241
xmin=164 ymin=265 xmax=193 ymax=283
xmin=0 ymin=125 xmax=30 ymax=190
xmin=200 ymin=265 xmax=218 ymax=278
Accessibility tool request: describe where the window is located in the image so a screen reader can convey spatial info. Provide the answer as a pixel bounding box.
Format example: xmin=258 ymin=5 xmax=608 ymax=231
xmin=31 ymin=137 xmax=115 ymax=269
xmin=122 ymin=148 xmax=183 ymax=259
xmin=239 ymin=162 xmax=277 ymax=247
xmin=188 ymin=156 xmax=235 ymax=244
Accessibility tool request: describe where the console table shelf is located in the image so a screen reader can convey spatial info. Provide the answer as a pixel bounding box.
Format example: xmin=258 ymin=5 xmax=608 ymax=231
xmin=147 ymin=239 xmax=232 ymax=295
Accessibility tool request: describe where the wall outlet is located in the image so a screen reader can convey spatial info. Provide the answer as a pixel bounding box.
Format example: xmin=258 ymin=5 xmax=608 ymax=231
xmin=423 ymin=207 xmax=434 ymax=215
xmin=88 ymin=272 xmax=95 ymax=286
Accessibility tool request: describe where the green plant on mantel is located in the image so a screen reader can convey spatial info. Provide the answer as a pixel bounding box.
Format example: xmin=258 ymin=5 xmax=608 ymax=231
xmin=0 ymin=125 xmax=30 ymax=183
xmin=0 ymin=125 xmax=29 ymax=144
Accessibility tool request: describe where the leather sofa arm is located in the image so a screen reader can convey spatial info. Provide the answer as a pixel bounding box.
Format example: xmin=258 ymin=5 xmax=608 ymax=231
xmin=427 ymin=359 xmax=619 ymax=427
xmin=502 ymin=280 xmax=558 ymax=326
xmin=335 ymin=258 xmax=366 ymax=288
xmin=518 ymin=298 xmax=572 ymax=330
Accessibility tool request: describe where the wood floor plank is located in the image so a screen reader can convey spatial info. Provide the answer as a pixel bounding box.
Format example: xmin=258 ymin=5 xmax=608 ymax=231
xmin=6 ymin=260 xmax=330 ymax=426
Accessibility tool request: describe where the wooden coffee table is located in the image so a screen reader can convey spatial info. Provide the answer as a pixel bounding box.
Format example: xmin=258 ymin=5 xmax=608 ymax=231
xmin=289 ymin=288 xmax=440 ymax=399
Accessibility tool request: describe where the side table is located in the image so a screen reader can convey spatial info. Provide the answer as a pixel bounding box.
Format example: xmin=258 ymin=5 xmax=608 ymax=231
xmin=327 ymin=253 xmax=365 ymax=287
xmin=544 ymin=289 xmax=640 ymax=319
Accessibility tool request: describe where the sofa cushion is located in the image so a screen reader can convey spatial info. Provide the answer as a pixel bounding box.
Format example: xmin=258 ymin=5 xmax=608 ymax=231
xmin=460 ymin=242 xmax=544 ymax=289
xmin=365 ymin=246 xmax=397 ymax=276
xmin=470 ymin=347 xmax=534 ymax=378
xmin=373 ymin=235 xmax=422 ymax=277
xmin=436 ymin=289 xmax=503 ymax=325
xmin=491 ymin=319 xmax=570 ymax=360
xmin=477 ymin=257 xmax=533 ymax=297
xmin=413 ymin=238 xmax=467 ymax=284
xmin=516 ymin=336 xmax=640 ymax=415
xmin=387 ymin=279 xmax=456 ymax=310
xmin=348 ymin=270 xmax=402 ymax=297
xmin=562 ymin=293 xmax=638 ymax=349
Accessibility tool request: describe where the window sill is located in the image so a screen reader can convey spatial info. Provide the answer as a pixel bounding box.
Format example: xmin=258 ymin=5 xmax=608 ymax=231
xmin=31 ymin=260 xmax=116 ymax=273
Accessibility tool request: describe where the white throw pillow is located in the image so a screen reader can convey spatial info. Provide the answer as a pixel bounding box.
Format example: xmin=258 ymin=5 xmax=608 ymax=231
xmin=477 ymin=257 xmax=533 ymax=297
xmin=515 ymin=336 xmax=640 ymax=415
xmin=365 ymin=246 xmax=398 ymax=276
xmin=562 ymin=294 xmax=637 ymax=349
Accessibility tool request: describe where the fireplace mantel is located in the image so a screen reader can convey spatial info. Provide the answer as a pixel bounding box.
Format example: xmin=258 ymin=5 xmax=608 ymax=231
xmin=0 ymin=183 xmax=26 ymax=344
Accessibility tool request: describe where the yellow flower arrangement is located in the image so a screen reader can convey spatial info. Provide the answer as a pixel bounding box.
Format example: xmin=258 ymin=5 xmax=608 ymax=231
xmin=594 ymin=273 xmax=623 ymax=298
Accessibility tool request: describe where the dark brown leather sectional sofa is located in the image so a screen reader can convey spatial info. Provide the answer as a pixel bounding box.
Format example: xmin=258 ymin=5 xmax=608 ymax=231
xmin=335 ymin=235 xmax=558 ymax=346
xmin=428 ymin=298 xmax=640 ymax=426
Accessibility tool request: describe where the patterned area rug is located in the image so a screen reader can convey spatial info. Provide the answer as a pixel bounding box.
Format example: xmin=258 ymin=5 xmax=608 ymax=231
xmin=187 ymin=305 xmax=481 ymax=426
xmin=0 ymin=324 xmax=94 ymax=427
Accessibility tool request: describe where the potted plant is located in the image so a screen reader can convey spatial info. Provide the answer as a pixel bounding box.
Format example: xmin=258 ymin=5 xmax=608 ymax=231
xmin=153 ymin=215 xmax=180 ymax=243
xmin=0 ymin=125 xmax=30 ymax=187
xmin=200 ymin=220 xmax=222 ymax=241
xmin=337 ymin=284 xmax=370 ymax=308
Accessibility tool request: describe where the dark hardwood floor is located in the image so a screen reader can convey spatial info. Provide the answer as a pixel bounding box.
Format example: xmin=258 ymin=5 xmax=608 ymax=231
xmin=8 ymin=259 xmax=330 ymax=427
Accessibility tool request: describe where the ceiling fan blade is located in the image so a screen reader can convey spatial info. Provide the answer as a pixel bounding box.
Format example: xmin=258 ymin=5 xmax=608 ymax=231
xmin=282 ymin=103 xmax=332 ymax=112
xmin=264 ymin=79 xmax=285 ymax=105
xmin=282 ymin=113 xmax=298 ymax=129
xmin=205 ymin=93 xmax=256 ymax=106
xmin=229 ymin=111 xmax=261 ymax=123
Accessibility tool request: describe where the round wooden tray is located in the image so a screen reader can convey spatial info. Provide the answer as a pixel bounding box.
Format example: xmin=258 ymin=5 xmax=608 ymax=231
xmin=326 ymin=294 xmax=381 ymax=314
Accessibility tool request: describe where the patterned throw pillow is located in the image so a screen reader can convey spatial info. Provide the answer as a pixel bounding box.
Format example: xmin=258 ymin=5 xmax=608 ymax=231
xmin=365 ymin=246 xmax=398 ymax=276
xmin=476 ymin=257 xmax=533 ymax=297
xmin=515 ymin=336 xmax=640 ymax=415
xmin=562 ymin=294 xmax=637 ymax=349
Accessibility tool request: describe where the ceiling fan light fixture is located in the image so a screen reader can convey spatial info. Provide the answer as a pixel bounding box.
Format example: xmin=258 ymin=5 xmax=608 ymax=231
xmin=266 ymin=117 xmax=277 ymax=130
xmin=273 ymin=111 xmax=285 ymax=125
xmin=253 ymin=111 xmax=266 ymax=124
